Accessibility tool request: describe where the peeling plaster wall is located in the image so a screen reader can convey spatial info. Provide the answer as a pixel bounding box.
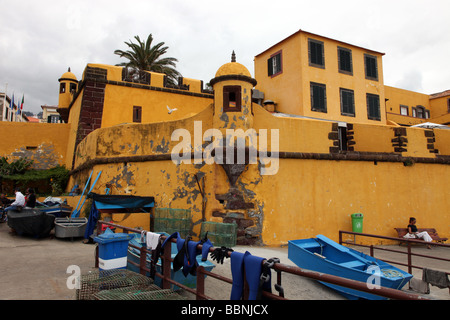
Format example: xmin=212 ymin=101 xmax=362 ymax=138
xmin=0 ymin=122 xmax=70 ymax=169
xmin=70 ymin=102 xmax=450 ymax=246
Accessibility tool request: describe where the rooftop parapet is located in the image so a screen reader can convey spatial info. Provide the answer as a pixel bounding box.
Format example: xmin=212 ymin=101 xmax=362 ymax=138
xmin=81 ymin=63 xmax=211 ymax=94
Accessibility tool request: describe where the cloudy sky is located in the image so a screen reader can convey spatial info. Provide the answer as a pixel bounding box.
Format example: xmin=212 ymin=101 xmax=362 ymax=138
xmin=1 ymin=0 xmax=449 ymax=114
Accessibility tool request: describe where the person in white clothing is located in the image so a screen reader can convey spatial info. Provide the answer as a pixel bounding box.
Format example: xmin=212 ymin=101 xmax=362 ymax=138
xmin=5 ymin=188 xmax=26 ymax=212
xmin=404 ymin=217 xmax=433 ymax=249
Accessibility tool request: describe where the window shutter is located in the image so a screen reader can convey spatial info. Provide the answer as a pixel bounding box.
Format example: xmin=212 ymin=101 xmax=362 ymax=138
xmin=267 ymin=57 xmax=273 ymax=76
xmin=276 ymin=54 xmax=281 ymax=73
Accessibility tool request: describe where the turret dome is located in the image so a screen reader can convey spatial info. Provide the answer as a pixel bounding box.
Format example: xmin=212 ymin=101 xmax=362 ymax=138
xmin=210 ymin=51 xmax=256 ymax=87
xmin=59 ymin=68 xmax=77 ymax=82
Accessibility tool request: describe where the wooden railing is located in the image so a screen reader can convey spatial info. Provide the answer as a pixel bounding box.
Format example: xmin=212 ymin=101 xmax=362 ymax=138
xmin=95 ymin=220 xmax=428 ymax=300
xmin=339 ymin=230 xmax=450 ymax=277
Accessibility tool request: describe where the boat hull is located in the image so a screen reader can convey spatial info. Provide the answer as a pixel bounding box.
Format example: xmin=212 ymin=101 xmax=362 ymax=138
xmin=288 ymin=235 xmax=413 ymax=300
xmin=7 ymin=208 xmax=55 ymax=238
xmin=36 ymin=204 xmax=72 ymax=217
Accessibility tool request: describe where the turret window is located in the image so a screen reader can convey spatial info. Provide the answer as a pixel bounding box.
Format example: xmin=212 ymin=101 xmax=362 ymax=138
xmin=223 ymin=86 xmax=241 ymax=112
xmin=60 ymin=83 xmax=66 ymax=93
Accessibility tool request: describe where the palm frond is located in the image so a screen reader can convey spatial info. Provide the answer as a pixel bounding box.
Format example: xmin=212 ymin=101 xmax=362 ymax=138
xmin=114 ymin=33 xmax=181 ymax=84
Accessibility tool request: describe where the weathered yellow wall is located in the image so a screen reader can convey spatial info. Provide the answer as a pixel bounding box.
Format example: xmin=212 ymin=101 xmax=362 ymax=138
xmin=430 ymin=95 xmax=450 ymax=119
xmin=434 ymin=129 xmax=450 ymax=155
xmin=429 ymin=112 xmax=450 ymax=125
xmin=73 ymin=104 xmax=213 ymax=169
xmin=385 ymin=86 xmax=430 ymax=126
xmin=250 ymin=105 xmax=449 ymax=245
xmin=63 ymin=63 xmax=213 ymax=170
xmin=71 ymin=100 xmax=450 ymax=246
xmin=403 ymin=128 xmax=433 ymax=158
xmin=352 ymin=123 xmax=394 ymax=153
xmin=0 ymin=122 xmax=70 ymax=169
xmin=253 ymin=105 xmax=332 ymax=153
xmin=101 ymin=85 xmax=211 ymax=127
xmin=254 ymin=159 xmax=450 ymax=246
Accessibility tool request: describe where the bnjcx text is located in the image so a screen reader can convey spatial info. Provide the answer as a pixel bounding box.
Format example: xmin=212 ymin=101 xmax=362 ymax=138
xmin=226 ymin=304 xmax=269 ymax=316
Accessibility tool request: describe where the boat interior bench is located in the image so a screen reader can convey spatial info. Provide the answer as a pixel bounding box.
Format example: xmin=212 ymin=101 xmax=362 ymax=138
xmin=394 ymin=228 xmax=448 ymax=244
xmin=339 ymin=260 xmax=366 ymax=270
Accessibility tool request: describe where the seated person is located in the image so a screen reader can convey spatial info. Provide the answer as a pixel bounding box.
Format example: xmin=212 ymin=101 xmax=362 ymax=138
xmin=0 ymin=193 xmax=13 ymax=222
xmin=4 ymin=188 xmax=26 ymax=212
xmin=25 ymin=188 xmax=36 ymax=208
xmin=404 ymin=217 xmax=432 ymax=249
xmin=0 ymin=193 xmax=13 ymax=207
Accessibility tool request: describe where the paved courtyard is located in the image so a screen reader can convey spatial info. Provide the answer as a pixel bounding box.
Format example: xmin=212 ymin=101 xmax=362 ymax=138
xmin=0 ymin=222 xmax=448 ymax=300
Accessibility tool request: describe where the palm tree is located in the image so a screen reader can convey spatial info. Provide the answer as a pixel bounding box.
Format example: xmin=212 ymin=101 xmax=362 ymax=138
xmin=114 ymin=34 xmax=181 ymax=86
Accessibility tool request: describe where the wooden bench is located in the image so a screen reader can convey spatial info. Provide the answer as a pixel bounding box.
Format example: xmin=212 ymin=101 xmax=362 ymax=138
xmin=394 ymin=228 xmax=448 ymax=244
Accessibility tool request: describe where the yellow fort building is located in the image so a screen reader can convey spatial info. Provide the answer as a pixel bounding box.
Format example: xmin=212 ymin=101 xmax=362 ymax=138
xmin=1 ymin=29 xmax=449 ymax=246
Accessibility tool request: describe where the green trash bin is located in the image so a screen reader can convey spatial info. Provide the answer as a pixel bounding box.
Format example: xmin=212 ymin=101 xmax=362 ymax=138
xmin=351 ymin=213 xmax=363 ymax=233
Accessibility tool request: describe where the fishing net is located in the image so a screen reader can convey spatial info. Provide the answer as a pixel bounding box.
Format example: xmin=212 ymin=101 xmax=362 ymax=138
xmin=93 ymin=285 xmax=187 ymax=300
xmin=76 ymin=269 xmax=153 ymax=300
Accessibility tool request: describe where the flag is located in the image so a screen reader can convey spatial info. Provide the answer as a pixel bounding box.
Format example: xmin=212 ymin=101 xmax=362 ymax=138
xmin=10 ymin=94 xmax=14 ymax=110
xmin=17 ymin=95 xmax=24 ymax=115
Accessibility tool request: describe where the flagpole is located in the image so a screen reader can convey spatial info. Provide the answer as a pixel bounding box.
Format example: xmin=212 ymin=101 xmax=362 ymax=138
xmin=2 ymin=83 xmax=7 ymax=121
xmin=11 ymin=91 xmax=14 ymax=122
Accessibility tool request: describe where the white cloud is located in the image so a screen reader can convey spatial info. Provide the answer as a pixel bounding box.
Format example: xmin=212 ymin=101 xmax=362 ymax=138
xmin=1 ymin=0 xmax=449 ymax=114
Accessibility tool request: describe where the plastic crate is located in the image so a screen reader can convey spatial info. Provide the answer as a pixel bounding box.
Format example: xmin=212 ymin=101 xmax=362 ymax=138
xmin=200 ymin=221 xmax=237 ymax=247
xmin=154 ymin=208 xmax=192 ymax=238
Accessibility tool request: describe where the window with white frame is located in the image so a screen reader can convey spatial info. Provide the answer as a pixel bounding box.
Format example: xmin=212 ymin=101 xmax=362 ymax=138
xmin=400 ymin=105 xmax=408 ymax=116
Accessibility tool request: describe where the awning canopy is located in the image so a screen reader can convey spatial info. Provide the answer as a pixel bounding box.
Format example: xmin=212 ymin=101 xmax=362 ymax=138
xmin=411 ymin=122 xmax=450 ymax=129
xmin=88 ymin=193 xmax=155 ymax=211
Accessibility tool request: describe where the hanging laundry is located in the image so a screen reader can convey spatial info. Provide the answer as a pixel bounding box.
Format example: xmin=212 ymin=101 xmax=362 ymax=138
xmin=146 ymin=232 xmax=161 ymax=250
xmin=161 ymin=232 xmax=213 ymax=277
xmin=230 ymin=251 xmax=273 ymax=300
xmin=423 ymin=268 xmax=450 ymax=289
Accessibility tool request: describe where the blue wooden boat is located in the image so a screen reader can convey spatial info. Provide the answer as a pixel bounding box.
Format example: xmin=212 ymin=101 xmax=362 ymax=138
xmin=126 ymin=233 xmax=215 ymax=290
xmin=288 ymin=234 xmax=413 ymax=300
xmin=35 ymin=201 xmax=72 ymax=217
